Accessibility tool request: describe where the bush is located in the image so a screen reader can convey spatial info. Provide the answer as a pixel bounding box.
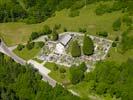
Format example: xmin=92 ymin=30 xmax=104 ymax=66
xmin=51 ymin=30 xmax=59 ymax=41
xmin=36 ymin=42 xmax=44 ymax=48
xmin=69 ymin=10 xmax=79 ymax=17
xmin=53 ymin=65 xmax=58 ymax=71
xmin=79 ymin=28 xmax=87 ymax=33
xmin=79 ymin=62 xmax=87 ymax=72
xmin=97 ymin=31 xmax=108 ymax=37
xmin=23 ymin=16 xmax=38 ymax=24
xmin=95 ymin=4 xmax=110 ymax=15
xmin=60 ymin=74 xmax=65 ymax=79
xmin=59 ymin=68 xmax=66 ymax=73
xmin=70 ymin=0 xmax=84 ymax=10
xmin=69 ymin=65 xmax=84 ymax=84
xmin=26 ymin=42 xmax=35 ymax=50
xmin=83 ymin=34 xmax=94 ymax=55
xmin=71 ymin=40 xmax=81 ymax=57
xmin=122 ymin=15 xmax=132 ymax=26
xmin=113 ymin=18 xmax=121 ymax=31
xmin=29 ymin=32 xmax=39 ymax=41
xmin=63 ymin=27 xmax=67 ymax=32
xmin=17 ymin=44 xmax=25 ymax=51
xmin=112 ymin=42 xmax=117 ymax=47
xmin=42 ymin=25 xmax=52 ymax=35
xmin=53 ymin=24 xmax=61 ymax=30
xmin=115 ymin=36 xmax=119 ymax=41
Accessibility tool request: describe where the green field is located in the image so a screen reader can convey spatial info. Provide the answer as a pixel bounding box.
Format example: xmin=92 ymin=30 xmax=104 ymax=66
xmin=14 ymin=46 xmax=41 ymax=61
xmin=44 ymin=62 xmax=70 ymax=85
xmin=0 ymin=2 xmax=125 ymax=46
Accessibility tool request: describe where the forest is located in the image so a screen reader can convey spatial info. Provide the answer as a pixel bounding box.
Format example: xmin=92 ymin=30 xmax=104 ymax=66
xmin=0 ymin=53 xmax=81 ymax=100
xmin=84 ymin=59 xmax=133 ymax=100
xmin=0 ymin=0 xmax=132 ymax=24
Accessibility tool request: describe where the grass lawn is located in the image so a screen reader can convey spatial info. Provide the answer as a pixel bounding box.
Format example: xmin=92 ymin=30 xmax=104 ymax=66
xmin=32 ymin=58 xmax=44 ymax=63
xmin=44 ymin=62 xmax=70 ymax=85
xmin=0 ymin=2 xmax=125 ymax=46
xmin=14 ymin=46 xmax=41 ymax=61
xmin=106 ymin=47 xmax=133 ymax=64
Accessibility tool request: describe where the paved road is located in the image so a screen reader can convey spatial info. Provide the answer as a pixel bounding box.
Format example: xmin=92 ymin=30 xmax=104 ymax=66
xmin=0 ymin=41 xmax=26 ymax=65
xmin=8 ymin=45 xmax=17 ymax=51
xmin=28 ymin=60 xmax=57 ymax=87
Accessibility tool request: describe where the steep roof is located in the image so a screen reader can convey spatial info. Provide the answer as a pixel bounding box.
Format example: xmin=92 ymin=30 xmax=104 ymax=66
xmin=59 ymin=34 xmax=72 ymax=46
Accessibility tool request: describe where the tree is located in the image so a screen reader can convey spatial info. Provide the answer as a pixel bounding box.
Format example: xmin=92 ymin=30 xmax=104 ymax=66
xmin=53 ymin=24 xmax=61 ymax=30
xmin=83 ymin=34 xmax=94 ymax=55
xmin=79 ymin=62 xmax=87 ymax=72
xmin=29 ymin=32 xmax=39 ymax=41
xmin=112 ymin=42 xmax=117 ymax=47
xmin=69 ymin=65 xmax=84 ymax=84
xmin=17 ymin=44 xmax=25 ymax=51
xmin=97 ymin=31 xmax=108 ymax=37
xmin=36 ymin=42 xmax=44 ymax=48
xmin=79 ymin=27 xmax=87 ymax=33
xmin=71 ymin=40 xmax=81 ymax=57
xmin=63 ymin=27 xmax=67 ymax=32
xmin=0 ymin=52 xmax=81 ymax=100
xmin=42 ymin=25 xmax=52 ymax=35
xmin=59 ymin=68 xmax=66 ymax=73
xmin=51 ymin=30 xmax=59 ymax=41
xmin=113 ymin=18 xmax=121 ymax=31
xmin=26 ymin=42 xmax=35 ymax=50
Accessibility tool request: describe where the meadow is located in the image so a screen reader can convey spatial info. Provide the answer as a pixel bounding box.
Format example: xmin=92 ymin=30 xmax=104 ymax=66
xmin=0 ymin=3 xmax=124 ymax=46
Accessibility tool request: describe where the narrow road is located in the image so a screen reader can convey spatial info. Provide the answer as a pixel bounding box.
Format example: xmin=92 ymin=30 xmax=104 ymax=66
xmin=0 ymin=41 xmax=26 ymax=65
xmin=27 ymin=60 xmax=57 ymax=87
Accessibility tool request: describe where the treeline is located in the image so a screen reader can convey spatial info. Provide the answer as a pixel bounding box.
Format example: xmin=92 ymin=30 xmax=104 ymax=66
xmin=0 ymin=0 xmax=132 ymax=24
xmin=0 ymin=53 xmax=81 ymax=100
xmin=84 ymin=59 xmax=133 ymax=100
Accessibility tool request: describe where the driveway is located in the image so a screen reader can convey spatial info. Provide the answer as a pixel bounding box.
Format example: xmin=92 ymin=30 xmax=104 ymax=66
xmin=27 ymin=60 xmax=56 ymax=87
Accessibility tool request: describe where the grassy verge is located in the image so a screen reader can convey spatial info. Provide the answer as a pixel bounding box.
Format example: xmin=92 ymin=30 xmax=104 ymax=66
xmin=44 ymin=62 xmax=70 ymax=85
xmin=13 ymin=46 xmax=41 ymax=61
xmin=32 ymin=58 xmax=44 ymax=63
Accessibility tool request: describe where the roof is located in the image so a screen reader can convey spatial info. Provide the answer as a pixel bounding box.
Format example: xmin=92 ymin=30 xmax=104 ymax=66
xmin=55 ymin=43 xmax=64 ymax=54
xmin=59 ymin=34 xmax=72 ymax=46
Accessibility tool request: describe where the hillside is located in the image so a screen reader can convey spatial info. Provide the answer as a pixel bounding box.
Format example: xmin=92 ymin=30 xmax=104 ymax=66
xmin=0 ymin=1 xmax=128 ymax=46
xmin=0 ymin=0 xmax=133 ymax=100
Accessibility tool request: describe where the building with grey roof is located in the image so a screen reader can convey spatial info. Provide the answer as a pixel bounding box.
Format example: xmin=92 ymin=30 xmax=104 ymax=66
xmin=59 ymin=34 xmax=72 ymax=46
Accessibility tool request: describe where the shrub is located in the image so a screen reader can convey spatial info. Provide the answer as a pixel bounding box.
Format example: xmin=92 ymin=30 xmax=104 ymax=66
xmin=122 ymin=15 xmax=132 ymax=26
xmin=53 ymin=64 xmax=58 ymax=71
xmin=115 ymin=36 xmax=119 ymax=41
xmin=26 ymin=42 xmax=35 ymax=50
xmin=60 ymin=74 xmax=65 ymax=79
xmin=69 ymin=10 xmax=79 ymax=17
xmin=113 ymin=18 xmax=121 ymax=31
xmin=71 ymin=40 xmax=81 ymax=57
xmin=17 ymin=44 xmax=25 ymax=51
xmin=83 ymin=34 xmax=94 ymax=55
xmin=59 ymin=68 xmax=66 ymax=73
xmin=69 ymin=65 xmax=84 ymax=84
xmin=29 ymin=32 xmax=39 ymax=41
xmin=63 ymin=27 xmax=67 ymax=32
xmin=112 ymin=42 xmax=117 ymax=47
xmin=53 ymin=24 xmax=61 ymax=30
xmin=95 ymin=4 xmax=110 ymax=15
xmin=42 ymin=25 xmax=52 ymax=35
xmin=79 ymin=28 xmax=87 ymax=33
xmin=79 ymin=62 xmax=87 ymax=72
xmin=36 ymin=42 xmax=44 ymax=48
xmin=97 ymin=31 xmax=108 ymax=37
xmin=51 ymin=30 xmax=59 ymax=41
xmin=23 ymin=16 xmax=38 ymax=24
